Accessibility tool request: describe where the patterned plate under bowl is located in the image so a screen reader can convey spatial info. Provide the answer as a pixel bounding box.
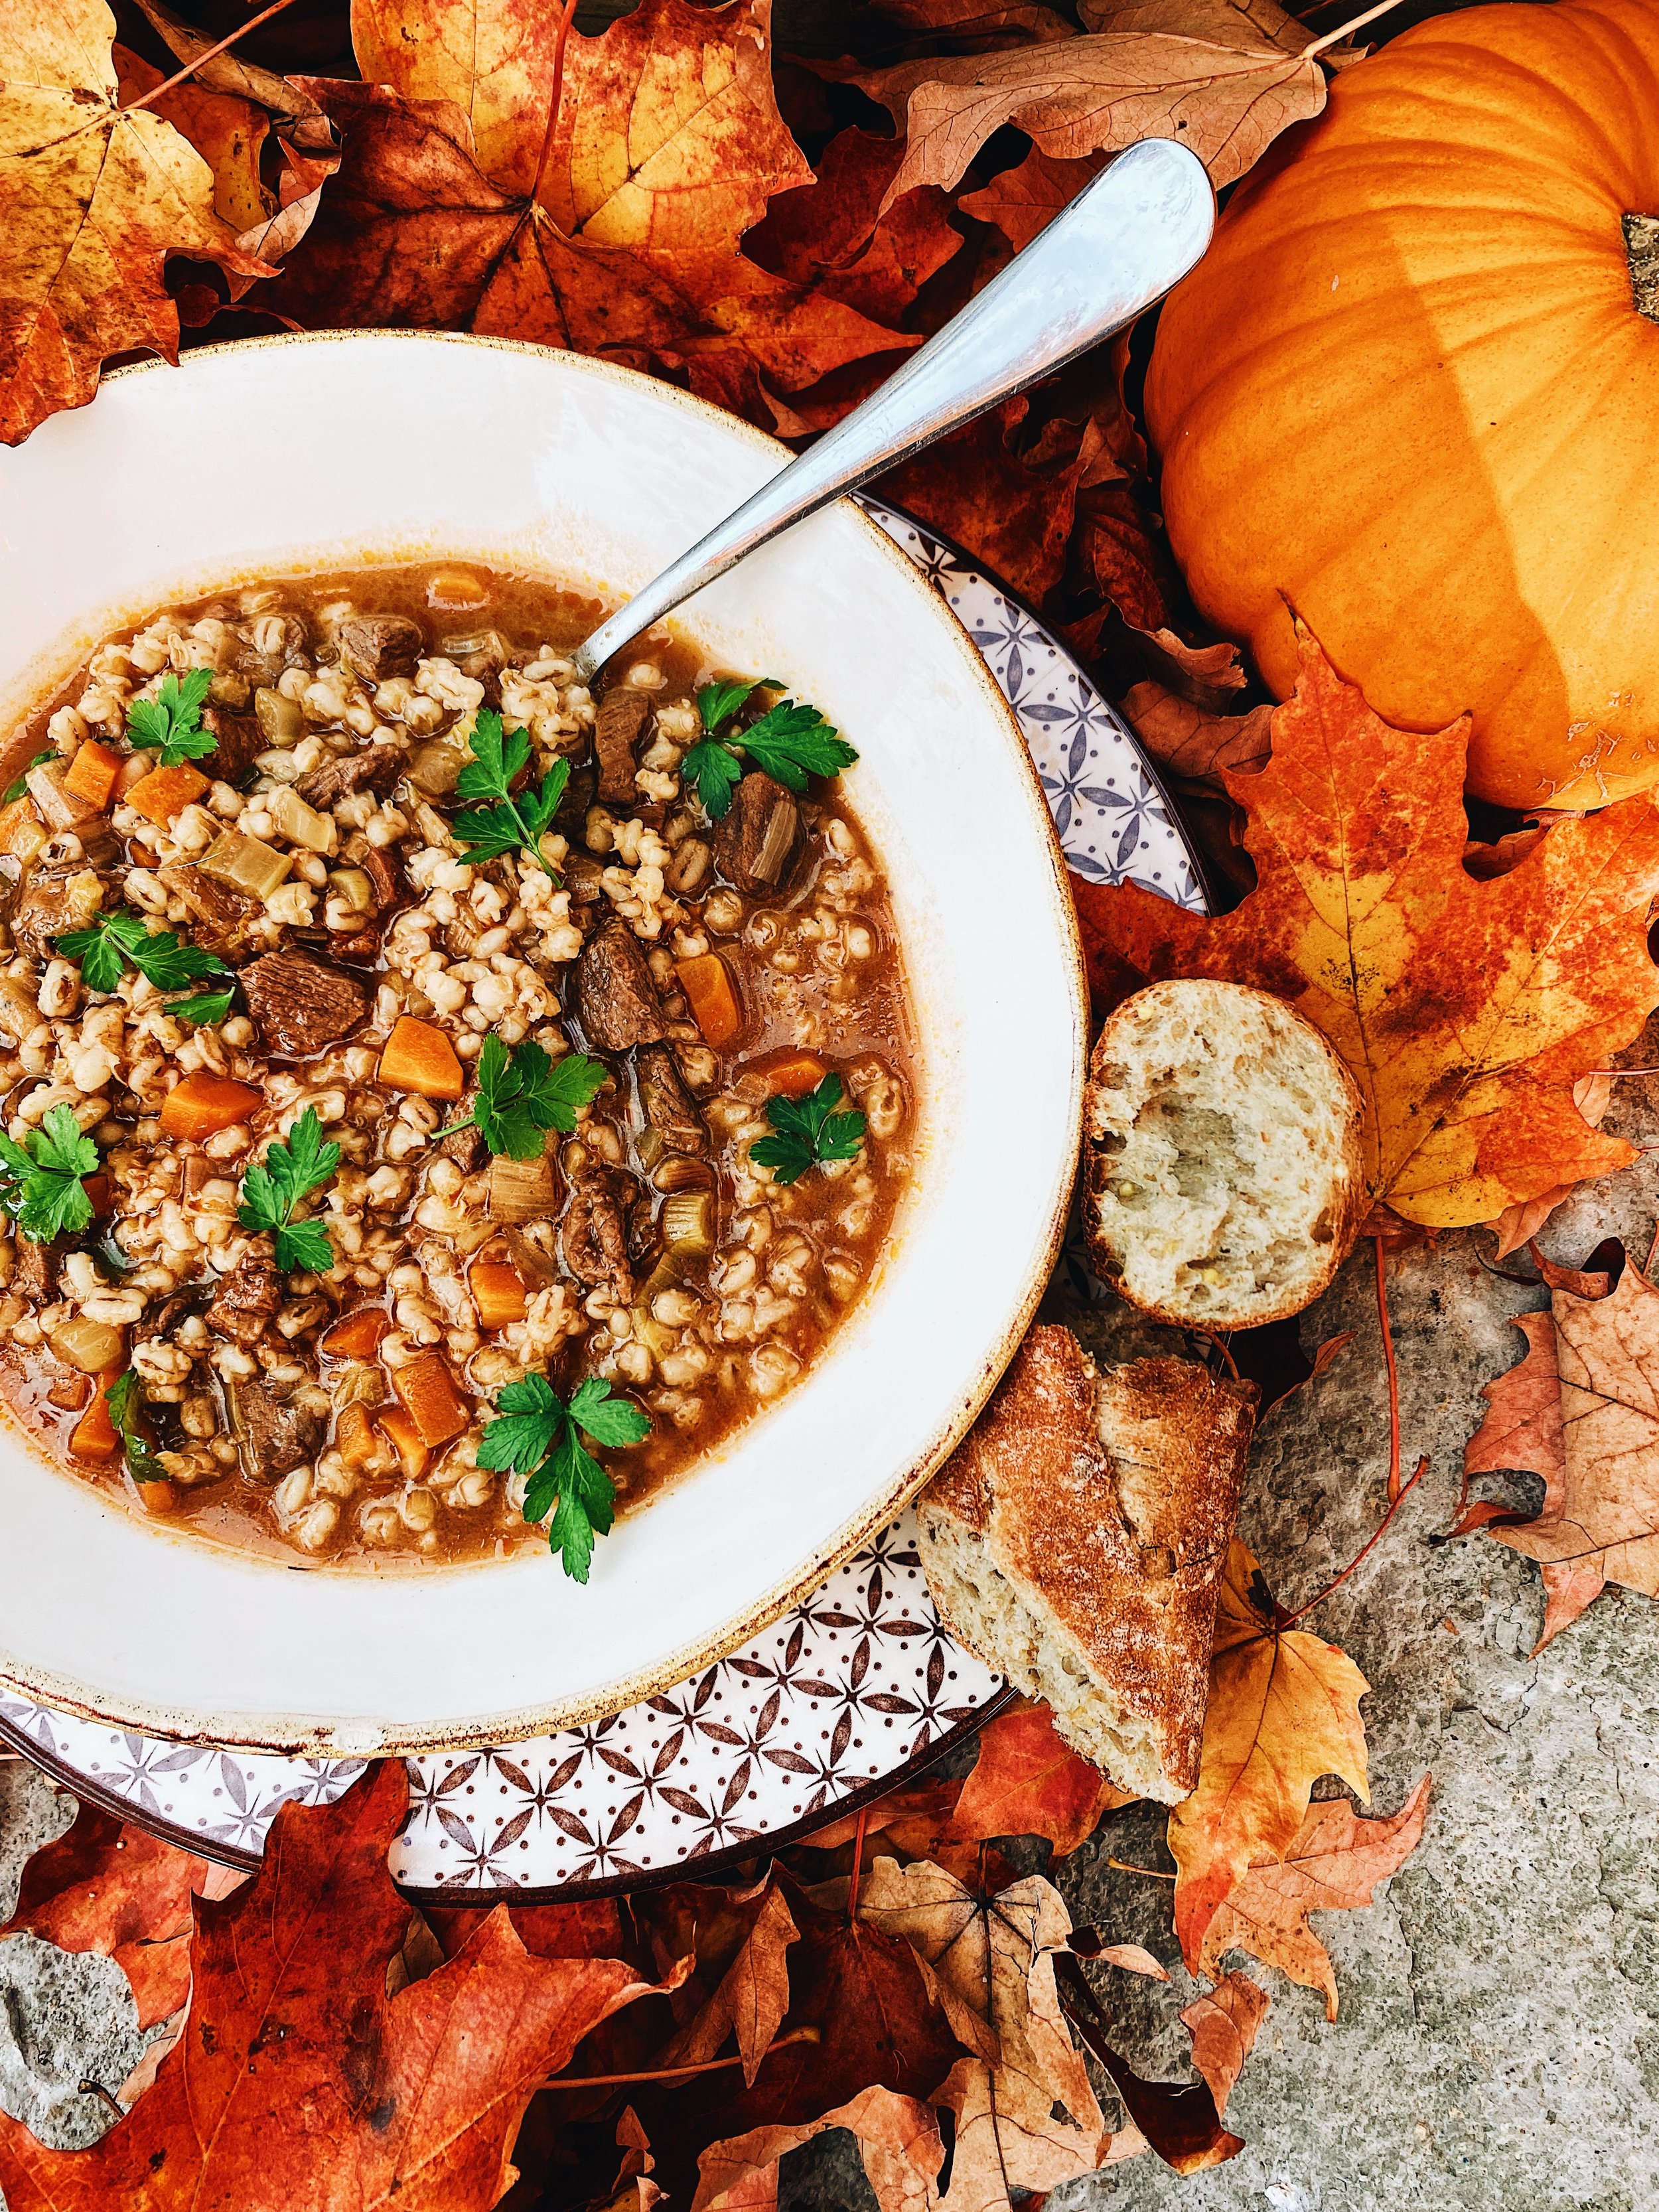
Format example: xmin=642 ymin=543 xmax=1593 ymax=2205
xmin=0 ymin=500 xmax=1208 ymax=1899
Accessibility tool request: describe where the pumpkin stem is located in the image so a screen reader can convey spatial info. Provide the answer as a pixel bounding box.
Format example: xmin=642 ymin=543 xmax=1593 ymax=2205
xmin=1624 ymin=214 xmax=1659 ymax=321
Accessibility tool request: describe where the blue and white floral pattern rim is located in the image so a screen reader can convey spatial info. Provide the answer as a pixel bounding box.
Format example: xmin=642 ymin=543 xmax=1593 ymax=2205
xmin=0 ymin=500 xmax=1208 ymax=1900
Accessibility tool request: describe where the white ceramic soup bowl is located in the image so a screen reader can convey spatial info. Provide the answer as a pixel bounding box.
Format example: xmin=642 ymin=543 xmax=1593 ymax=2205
xmin=0 ymin=332 xmax=1084 ymax=1755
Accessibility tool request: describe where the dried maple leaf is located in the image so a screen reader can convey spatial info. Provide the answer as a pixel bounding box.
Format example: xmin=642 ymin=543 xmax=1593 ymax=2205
xmin=1179 ymin=1970 xmax=1267 ymax=2116
xmin=1196 ymin=1775 xmax=1431 ymax=2016
xmin=1468 ymin=1256 xmax=1659 ymax=1647
xmin=1082 ymin=624 xmax=1659 ymax=1228
xmin=959 ymin=147 xmax=1103 ymax=251
xmin=0 ymin=0 xmax=272 ymax=443
xmin=742 ymin=126 xmax=965 ymax=327
xmin=113 ymin=47 xmax=272 ymax=234
xmin=270 ymin=0 xmax=912 ymax=430
xmin=855 ymin=0 xmax=1327 ymax=212
xmin=1121 ymin=678 xmax=1273 ymax=784
xmin=859 ymin=1857 xmax=1108 ymax=2198
xmin=693 ymin=2085 xmax=944 ymax=2212
xmin=1166 ymin=1538 xmax=1370 ymax=1971
xmin=653 ymin=1878 xmax=799 ymax=2087
xmin=950 ymin=1698 xmax=1135 ymax=1855
xmin=877 ymin=394 xmax=1090 ymax=606
xmin=0 ymin=1764 xmax=668 ymax=2211
xmin=1 ymin=1800 xmax=205 ymax=2032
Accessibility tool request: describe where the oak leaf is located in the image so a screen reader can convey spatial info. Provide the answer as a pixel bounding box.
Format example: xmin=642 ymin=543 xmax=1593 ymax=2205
xmin=693 ymin=2085 xmax=944 ymax=2212
xmin=859 ymin=1857 xmax=1108 ymax=2197
xmin=1179 ymin=1970 xmax=1268 ymax=2116
xmin=0 ymin=0 xmax=272 ymax=443
xmin=1196 ymin=1775 xmax=1431 ymax=2016
xmin=855 ymin=0 xmax=1327 ymax=213
xmin=1167 ymin=1539 xmax=1370 ymax=1971
xmin=1469 ymin=1255 xmax=1659 ymax=1647
xmin=950 ymin=1698 xmax=1135 ymax=1856
xmin=1080 ymin=624 xmax=1659 ymax=1228
xmin=0 ymin=1764 xmax=668 ymax=2211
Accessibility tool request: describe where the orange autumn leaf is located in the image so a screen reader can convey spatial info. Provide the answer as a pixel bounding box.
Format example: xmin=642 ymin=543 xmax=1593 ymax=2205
xmin=952 ymin=1698 xmax=1135 ymax=1856
xmin=1179 ymin=1969 xmax=1269 ymax=2116
xmin=1167 ymin=1538 xmax=1369 ymax=1971
xmin=1469 ymin=1252 xmax=1659 ymax=1648
xmin=959 ymin=145 xmax=1104 ymax=251
xmin=0 ymin=1764 xmax=669 ymax=2211
xmin=1081 ymin=623 xmax=1659 ymax=1228
xmin=693 ymin=2085 xmax=944 ymax=2212
xmin=1196 ymin=1774 xmax=1432 ymax=2017
xmin=113 ymin=46 xmax=273 ymax=235
xmin=0 ymin=0 xmax=272 ymax=443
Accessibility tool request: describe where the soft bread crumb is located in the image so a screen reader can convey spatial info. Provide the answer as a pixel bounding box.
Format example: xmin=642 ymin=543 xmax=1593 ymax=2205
xmin=1084 ymin=978 xmax=1364 ymax=1328
xmin=917 ymin=1326 xmax=1256 ymax=1804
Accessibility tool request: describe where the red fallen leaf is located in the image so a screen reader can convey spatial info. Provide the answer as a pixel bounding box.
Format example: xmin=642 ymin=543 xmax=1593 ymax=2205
xmin=950 ymin=1698 xmax=1135 ymax=1855
xmin=0 ymin=0 xmax=272 ymax=443
xmin=654 ymin=1879 xmax=799 ymax=2087
xmin=742 ymin=127 xmax=965 ymax=327
xmin=1463 ymin=1309 xmax=1567 ymax=1518
xmin=1196 ymin=1776 xmax=1432 ymax=2017
xmin=960 ymin=146 xmax=1104 ymax=252
xmin=691 ymin=2084 xmax=944 ymax=2212
xmin=0 ymin=1764 xmax=670 ymax=2211
xmin=1 ymin=1801 xmax=206 ymax=2031
xmin=1179 ymin=1970 xmax=1268 ymax=2116
xmin=798 ymin=1777 xmax=967 ymax=1860
xmin=876 ymin=394 xmax=1088 ymax=607
xmin=425 ymin=1896 xmax=627 ymax=1963
xmin=1078 ymin=623 xmax=1659 ymax=1228
xmin=1052 ymin=1951 xmax=1241 ymax=2174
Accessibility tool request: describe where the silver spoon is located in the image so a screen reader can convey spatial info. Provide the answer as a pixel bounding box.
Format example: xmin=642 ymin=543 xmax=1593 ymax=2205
xmin=571 ymin=135 xmax=1214 ymax=682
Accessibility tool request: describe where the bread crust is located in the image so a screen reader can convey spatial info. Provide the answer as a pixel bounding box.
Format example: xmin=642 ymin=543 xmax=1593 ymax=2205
xmin=918 ymin=1324 xmax=1256 ymax=1801
xmin=1083 ymin=979 xmax=1367 ymax=1328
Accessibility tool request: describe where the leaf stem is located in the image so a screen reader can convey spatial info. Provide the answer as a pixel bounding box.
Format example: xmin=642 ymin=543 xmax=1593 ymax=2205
xmin=1300 ymin=0 xmax=1411 ymax=60
xmin=847 ymin=1801 xmax=871 ymax=1925
xmin=543 ymin=2026 xmax=818 ymax=2089
xmin=117 ymin=0 xmax=305 ymax=119
xmin=1374 ymin=1234 xmax=1404 ymax=1504
xmin=1107 ymin=1858 xmax=1175 ymax=1881
xmin=530 ymin=0 xmax=585 ymax=212
xmin=1275 ymin=1455 xmax=1427 ymax=1630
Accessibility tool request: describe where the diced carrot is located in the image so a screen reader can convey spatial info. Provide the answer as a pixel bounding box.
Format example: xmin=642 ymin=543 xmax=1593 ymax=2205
xmin=158 ymin=1072 xmax=263 ymax=1140
xmin=427 ymin=569 xmax=488 ymax=609
xmin=470 ymin=1259 xmax=528 ymax=1329
xmin=62 ymin=740 xmax=120 ymax=811
xmin=378 ymin=1407 xmax=432 ymax=1480
xmin=323 ymin=1306 xmax=389 ymax=1360
xmin=391 ymin=1350 xmax=471 ymax=1447
xmin=0 ymin=796 xmax=45 ymax=861
xmin=676 ymin=952 xmax=743 ymax=1049
xmin=135 ymin=1481 xmax=179 ymax=1514
xmin=68 ymin=1367 xmax=122 ymax=1459
xmin=752 ymin=1048 xmax=828 ymax=1100
xmin=335 ymin=1401 xmax=382 ymax=1471
xmin=378 ymin=1015 xmax=465 ymax=1102
xmin=125 ymin=761 xmax=210 ymax=828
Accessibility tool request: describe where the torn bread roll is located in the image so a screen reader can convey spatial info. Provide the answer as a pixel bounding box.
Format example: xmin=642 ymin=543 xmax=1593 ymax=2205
xmin=1085 ymin=978 xmax=1366 ymax=1328
xmin=918 ymin=1325 xmax=1255 ymax=1803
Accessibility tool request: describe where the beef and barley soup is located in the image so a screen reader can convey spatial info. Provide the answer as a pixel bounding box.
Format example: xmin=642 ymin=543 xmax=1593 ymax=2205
xmin=0 ymin=565 xmax=915 ymax=1575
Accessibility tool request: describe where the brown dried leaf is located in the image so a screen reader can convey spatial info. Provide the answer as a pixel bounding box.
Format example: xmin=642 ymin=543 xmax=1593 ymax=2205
xmin=655 ymin=1878 xmax=799 ymax=2087
xmin=877 ymin=395 xmax=1088 ymax=606
xmin=692 ymin=2085 xmax=944 ymax=2212
xmin=1195 ymin=1776 xmax=1432 ymax=2017
xmin=0 ymin=0 xmax=271 ymax=443
xmin=1179 ymin=1970 xmax=1268 ymax=2115
xmin=113 ymin=47 xmax=273 ymax=234
xmin=958 ymin=147 xmax=1102 ymax=251
xmin=1121 ymin=678 xmax=1273 ymax=783
xmin=135 ymin=0 xmax=323 ymax=116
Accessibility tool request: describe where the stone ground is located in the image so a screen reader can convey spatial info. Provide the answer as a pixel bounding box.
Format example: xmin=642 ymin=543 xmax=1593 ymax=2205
xmin=3 ymin=1098 xmax=1657 ymax=2203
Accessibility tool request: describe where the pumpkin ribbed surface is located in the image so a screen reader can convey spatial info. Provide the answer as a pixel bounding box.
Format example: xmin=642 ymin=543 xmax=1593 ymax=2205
xmin=1145 ymin=0 xmax=1659 ymax=810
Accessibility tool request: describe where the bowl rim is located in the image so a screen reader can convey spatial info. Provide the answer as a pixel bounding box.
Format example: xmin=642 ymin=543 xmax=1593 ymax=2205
xmin=0 ymin=329 xmax=1088 ymax=1753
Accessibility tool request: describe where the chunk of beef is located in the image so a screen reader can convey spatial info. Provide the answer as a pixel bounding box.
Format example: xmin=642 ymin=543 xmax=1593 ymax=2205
xmin=561 ymin=1172 xmax=636 ymax=1301
xmin=201 ymin=706 xmax=265 ymax=784
xmin=242 ymin=950 xmax=368 ymax=1058
xmin=11 ymin=1236 xmax=57 ymax=1305
xmin=594 ymin=688 xmax=651 ymax=808
xmin=234 ymin=614 xmax=307 ymax=684
xmin=159 ymin=865 xmax=261 ymax=964
xmin=228 ymin=1374 xmax=323 ymax=1484
xmin=360 ymin=844 xmax=400 ymax=913
xmin=554 ymin=760 xmax=596 ymax=835
xmin=713 ymin=772 xmax=801 ymax=895
xmin=338 ymin=616 xmax=423 ymax=685
xmin=295 ymin=746 xmax=404 ymax=810
xmin=577 ymin=917 xmax=666 ymax=1052
xmin=8 ymin=869 xmax=83 ymax=962
xmin=207 ymin=1251 xmax=281 ymax=1346
xmin=437 ymin=1117 xmax=486 ymax=1174
xmin=635 ymin=1043 xmax=707 ymax=1156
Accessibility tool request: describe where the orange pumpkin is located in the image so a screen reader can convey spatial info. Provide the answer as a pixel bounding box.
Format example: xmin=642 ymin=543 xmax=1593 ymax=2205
xmin=1145 ymin=0 xmax=1659 ymax=812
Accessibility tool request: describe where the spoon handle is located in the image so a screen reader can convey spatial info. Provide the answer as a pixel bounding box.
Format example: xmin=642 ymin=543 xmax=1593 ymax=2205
xmin=572 ymin=137 xmax=1214 ymax=682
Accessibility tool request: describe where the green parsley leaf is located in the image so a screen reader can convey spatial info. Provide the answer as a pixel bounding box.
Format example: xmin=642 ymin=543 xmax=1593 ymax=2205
xmin=0 ymin=1104 xmax=99 ymax=1242
xmin=696 ymin=676 xmax=784 ymax=734
xmin=105 ymin=1369 xmax=167 ymax=1484
xmin=450 ymin=707 xmax=569 ymax=867
xmin=476 ymin=1370 xmax=650 ymax=1584
xmin=442 ymin=1035 xmax=609 ymax=1161
xmin=682 ymin=739 xmax=745 ymax=820
xmin=739 ymin=700 xmax=858 ymax=792
xmin=750 ymin=1072 xmax=867 ymax=1187
xmin=164 ymin=988 xmax=236 ymax=1025
xmin=236 ymin=1107 xmax=339 ymax=1275
xmin=3 ymin=751 xmax=54 ymax=806
xmin=126 ymin=667 xmax=217 ymax=767
xmin=58 ymin=910 xmax=230 ymax=997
